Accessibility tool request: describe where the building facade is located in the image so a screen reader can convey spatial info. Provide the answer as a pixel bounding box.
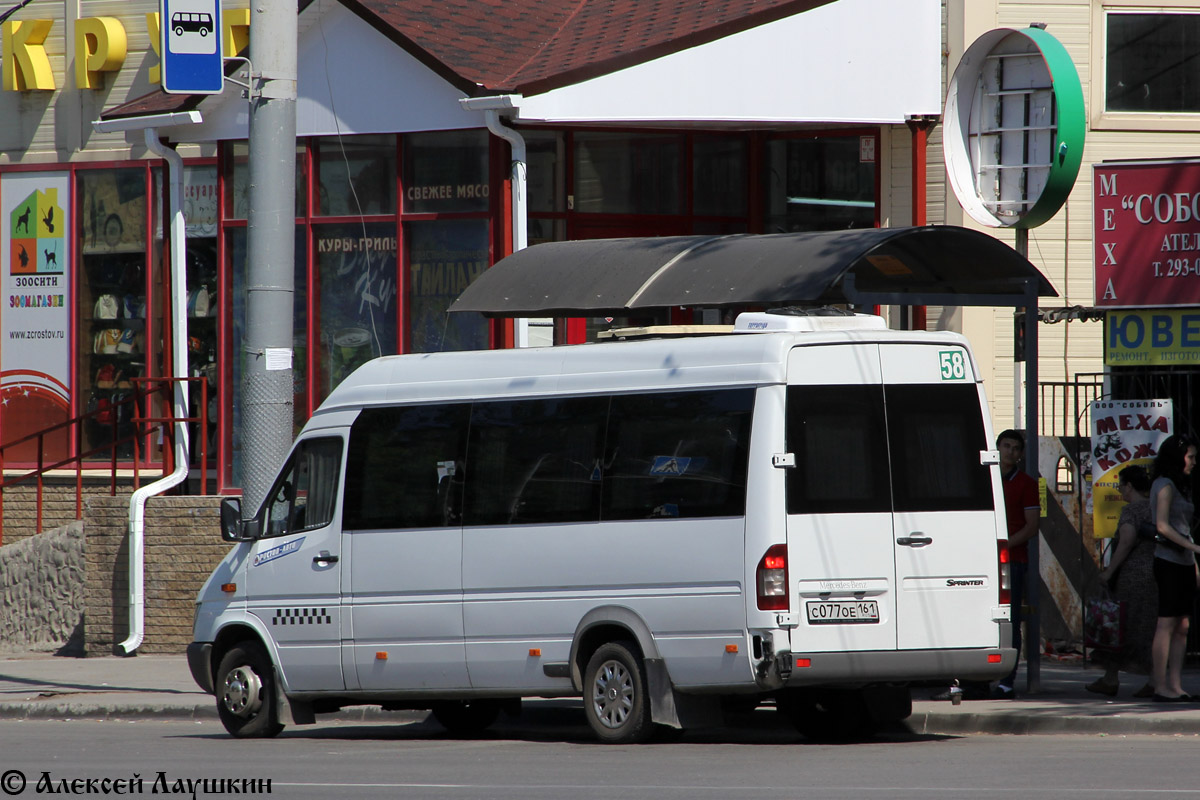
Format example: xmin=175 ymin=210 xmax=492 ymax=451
xmin=2 ymin=0 xmax=1197 ymax=494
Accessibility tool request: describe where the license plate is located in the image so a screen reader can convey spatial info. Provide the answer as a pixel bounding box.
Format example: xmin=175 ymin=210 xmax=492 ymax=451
xmin=806 ymin=600 xmax=880 ymax=625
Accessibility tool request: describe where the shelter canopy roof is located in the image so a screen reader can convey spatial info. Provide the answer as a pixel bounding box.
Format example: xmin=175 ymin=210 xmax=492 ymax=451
xmin=449 ymin=226 xmax=1059 ymax=317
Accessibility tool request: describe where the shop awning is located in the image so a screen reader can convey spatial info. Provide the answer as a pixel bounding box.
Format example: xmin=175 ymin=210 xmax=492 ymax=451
xmin=448 ymin=225 xmax=1058 ymax=317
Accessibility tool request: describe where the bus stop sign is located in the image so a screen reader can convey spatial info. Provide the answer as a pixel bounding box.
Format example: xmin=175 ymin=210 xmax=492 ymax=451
xmin=160 ymin=0 xmax=223 ymax=94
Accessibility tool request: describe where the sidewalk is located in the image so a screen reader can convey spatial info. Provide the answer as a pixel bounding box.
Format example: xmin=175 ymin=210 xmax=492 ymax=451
xmin=3 ymin=650 xmax=1200 ymax=735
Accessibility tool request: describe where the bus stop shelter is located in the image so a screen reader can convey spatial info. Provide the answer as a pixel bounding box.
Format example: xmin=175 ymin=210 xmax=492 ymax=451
xmin=451 ymin=224 xmax=1059 ymax=690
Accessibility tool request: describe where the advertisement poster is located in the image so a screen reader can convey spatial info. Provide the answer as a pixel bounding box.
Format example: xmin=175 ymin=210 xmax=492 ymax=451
xmin=316 ymin=222 xmax=397 ymax=397
xmin=1 ymin=172 xmax=71 ymax=458
xmin=407 ymin=219 xmax=489 ymax=353
xmin=1090 ymin=399 xmax=1172 ymax=538
xmin=1093 ymin=160 xmax=1200 ymax=308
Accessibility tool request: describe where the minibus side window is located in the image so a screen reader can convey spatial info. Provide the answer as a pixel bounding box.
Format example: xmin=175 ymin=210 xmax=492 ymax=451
xmin=262 ymin=437 xmax=343 ymax=538
xmin=343 ymin=404 xmax=471 ymax=529
xmin=885 ymin=384 xmax=993 ymax=512
xmin=603 ymin=388 xmax=753 ymax=520
xmin=463 ymin=396 xmax=608 ymax=526
xmin=786 ymin=385 xmax=890 ymax=514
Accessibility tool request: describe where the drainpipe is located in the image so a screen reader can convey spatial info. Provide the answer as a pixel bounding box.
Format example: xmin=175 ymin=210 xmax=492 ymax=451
xmin=92 ymin=111 xmax=199 ymax=654
xmin=460 ymin=95 xmax=528 ymax=346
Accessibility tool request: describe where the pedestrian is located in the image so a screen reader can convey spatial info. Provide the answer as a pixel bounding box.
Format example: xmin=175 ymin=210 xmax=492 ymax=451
xmin=1148 ymin=434 xmax=1200 ymax=703
xmin=1085 ymin=464 xmax=1156 ymax=698
xmin=991 ymin=429 xmax=1040 ymax=699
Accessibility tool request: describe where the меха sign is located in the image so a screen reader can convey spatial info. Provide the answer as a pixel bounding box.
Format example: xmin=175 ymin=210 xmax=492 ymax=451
xmin=1094 ymin=160 xmax=1200 ymax=308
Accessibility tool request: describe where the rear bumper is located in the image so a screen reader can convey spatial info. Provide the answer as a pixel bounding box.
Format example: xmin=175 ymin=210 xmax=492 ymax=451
xmin=186 ymin=642 xmax=214 ymax=694
xmin=783 ymin=645 xmax=1017 ymax=686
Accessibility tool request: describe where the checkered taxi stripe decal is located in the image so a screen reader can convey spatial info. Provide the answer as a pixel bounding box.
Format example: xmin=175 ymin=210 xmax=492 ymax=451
xmin=272 ymin=608 xmax=332 ymax=626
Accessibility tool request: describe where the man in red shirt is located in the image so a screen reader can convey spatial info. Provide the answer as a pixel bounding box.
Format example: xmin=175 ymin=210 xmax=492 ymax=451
xmin=994 ymin=429 xmax=1040 ymax=698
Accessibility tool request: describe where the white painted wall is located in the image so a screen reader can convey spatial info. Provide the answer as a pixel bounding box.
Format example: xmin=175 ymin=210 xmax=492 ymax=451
xmin=520 ymin=0 xmax=942 ymax=126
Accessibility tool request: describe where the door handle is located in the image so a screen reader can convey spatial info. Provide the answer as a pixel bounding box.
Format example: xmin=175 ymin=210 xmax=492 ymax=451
xmin=313 ymin=552 xmax=339 ymax=565
xmin=896 ymin=536 xmax=933 ymax=547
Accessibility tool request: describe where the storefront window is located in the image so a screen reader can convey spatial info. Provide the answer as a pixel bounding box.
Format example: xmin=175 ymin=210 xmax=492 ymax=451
xmin=314 ymin=221 xmax=398 ymax=402
xmin=573 ymin=132 xmax=683 ymax=214
xmin=1107 ymin=13 xmax=1200 ymax=113
xmin=526 ymin=130 xmax=566 ymax=213
xmin=405 ymin=219 xmax=489 ymax=353
xmin=77 ymin=167 xmax=155 ymax=460
xmin=402 ymin=130 xmax=489 ymax=214
xmin=225 ymin=141 xmax=307 ymax=220
xmin=317 ymin=135 xmax=396 ymax=216
xmin=229 ymin=227 xmax=307 ymax=486
xmin=765 ymin=136 xmax=875 ymax=232
xmin=181 ymin=165 xmax=219 ymax=461
xmin=693 ymin=135 xmax=748 ymax=217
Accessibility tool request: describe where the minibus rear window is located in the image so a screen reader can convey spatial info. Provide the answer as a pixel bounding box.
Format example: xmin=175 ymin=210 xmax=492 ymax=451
xmin=885 ymin=384 xmax=993 ymax=512
xmin=786 ymin=385 xmax=891 ymax=514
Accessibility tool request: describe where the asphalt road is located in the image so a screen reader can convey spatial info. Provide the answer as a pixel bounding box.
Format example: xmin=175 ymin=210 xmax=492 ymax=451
xmin=0 ymin=709 xmax=1196 ymax=800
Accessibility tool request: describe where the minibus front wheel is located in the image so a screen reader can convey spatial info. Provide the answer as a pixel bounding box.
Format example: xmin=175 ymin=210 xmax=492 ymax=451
xmin=583 ymin=640 xmax=652 ymax=744
xmin=216 ymin=641 xmax=284 ymax=738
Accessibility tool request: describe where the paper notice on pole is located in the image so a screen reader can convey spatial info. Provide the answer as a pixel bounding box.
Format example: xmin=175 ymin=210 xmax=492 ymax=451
xmin=264 ymin=347 xmax=292 ymax=371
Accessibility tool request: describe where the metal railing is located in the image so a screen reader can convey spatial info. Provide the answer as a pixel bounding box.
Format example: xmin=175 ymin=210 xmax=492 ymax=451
xmin=0 ymin=376 xmax=208 ymax=540
xmin=1039 ymin=376 xmax=1106 ymax=440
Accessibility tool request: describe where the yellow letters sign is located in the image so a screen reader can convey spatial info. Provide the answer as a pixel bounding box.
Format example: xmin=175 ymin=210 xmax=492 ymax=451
xmin=2 ymin=18 xmax=54 ymax=91
xmin=75 ymin=17 xmax=127 ymax=89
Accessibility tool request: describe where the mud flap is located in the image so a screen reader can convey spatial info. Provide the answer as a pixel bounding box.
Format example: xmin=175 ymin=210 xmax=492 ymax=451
xmin=646 ymin=658 xmax=679 ymax=727
xmin=645 ymin=658 xmax=723 ymax=729
xmin=274 ymin=669 xmax=314 ymax=726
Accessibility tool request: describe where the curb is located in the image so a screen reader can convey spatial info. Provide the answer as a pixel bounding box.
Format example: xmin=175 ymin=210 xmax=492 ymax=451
xmin=6 ymin=699 xmax=1200 ymax=736
xmin=0 ymin=702 xmax=217 ymax=721
xmin=911 ymin=709 xmax=1200 ymax=737
xmin=0 ymin=701 xmax=428 ymax=725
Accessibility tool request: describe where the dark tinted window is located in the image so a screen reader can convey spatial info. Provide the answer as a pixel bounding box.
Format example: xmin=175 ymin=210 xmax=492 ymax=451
xmin=886 ymin=384 xmax=993 ymax=512
xmin=343 ymin=404 xmax=470 ymax=529
xmin=603 ymin=389 xmax=753 ymax=520
xmin=463 ymin=397 xmax=608 ymax=526
xmin=1107 ymin=13 xmax=1200 ymax=113
xmin=786 ymin=385 xmax=890 ymax=514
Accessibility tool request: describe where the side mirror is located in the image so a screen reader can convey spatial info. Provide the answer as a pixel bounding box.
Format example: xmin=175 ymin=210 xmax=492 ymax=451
xmin=220 ymin=498 xmax=245 ymax=541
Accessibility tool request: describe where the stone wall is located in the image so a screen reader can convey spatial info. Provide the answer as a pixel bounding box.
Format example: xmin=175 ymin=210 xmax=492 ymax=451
xmin=84 ymin=495 xmax=231 ymax=655
xmin=0 ymin=521 xmax=85 ymax=653
xmin=0 ymin=484 xmax=122 ymax=548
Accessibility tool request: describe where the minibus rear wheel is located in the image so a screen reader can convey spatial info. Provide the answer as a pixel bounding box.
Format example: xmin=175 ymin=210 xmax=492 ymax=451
xmin=583 ymin=640 xmax=652 ymax=744
xmin=216 ymin=642 xmax=284 ymax=738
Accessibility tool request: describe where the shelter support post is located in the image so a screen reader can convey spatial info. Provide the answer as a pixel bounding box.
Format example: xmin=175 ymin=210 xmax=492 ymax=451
xmin=1021 ymin=270 xmax=1041 ymax=695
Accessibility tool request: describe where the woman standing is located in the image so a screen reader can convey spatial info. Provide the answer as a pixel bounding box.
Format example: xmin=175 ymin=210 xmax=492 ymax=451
xmin=1086 ymin=465 xmax=1157 ymax=698
xmin=1149 ymin=435 xmax=1200 ymax=703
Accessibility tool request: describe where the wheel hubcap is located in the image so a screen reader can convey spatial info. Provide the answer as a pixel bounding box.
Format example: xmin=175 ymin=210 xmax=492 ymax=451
xmin=222 ymin=665 xmax=264 ymax=719
xmin=592 ymin=659 xmax=634 ymax=729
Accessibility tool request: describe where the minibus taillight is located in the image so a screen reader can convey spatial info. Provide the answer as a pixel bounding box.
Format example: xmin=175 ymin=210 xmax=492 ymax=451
xmin=757 ymin=544 xmax=789 ymax=611
xmin=998 ymin=541 xmax=1011 ymax=606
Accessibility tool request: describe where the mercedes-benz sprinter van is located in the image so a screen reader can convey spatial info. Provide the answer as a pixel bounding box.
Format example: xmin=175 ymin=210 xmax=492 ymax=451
xmin=188 ymin=311 xmax=1014 ymax=743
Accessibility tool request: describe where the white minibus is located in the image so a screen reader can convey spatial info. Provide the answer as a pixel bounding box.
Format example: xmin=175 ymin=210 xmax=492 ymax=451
xmin=188 ymin=310 xmax=1014 ymax=743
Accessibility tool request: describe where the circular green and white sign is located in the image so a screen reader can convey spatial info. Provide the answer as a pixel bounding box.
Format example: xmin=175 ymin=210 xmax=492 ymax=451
xmin=943 ymin=26 xmax=1085 ymax=229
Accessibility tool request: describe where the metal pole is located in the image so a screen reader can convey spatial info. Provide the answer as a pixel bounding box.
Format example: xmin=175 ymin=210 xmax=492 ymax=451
xmin=242 ymin=0 xmax=298 ymax=515
xmin=1017 ymin=229 xmax=1041 ymax=693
